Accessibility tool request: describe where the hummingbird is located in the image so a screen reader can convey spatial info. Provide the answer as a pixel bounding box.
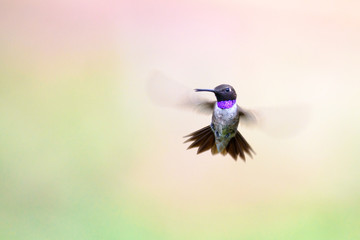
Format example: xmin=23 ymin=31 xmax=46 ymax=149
xmin=184 ymin=84 xmax=255 ymax=161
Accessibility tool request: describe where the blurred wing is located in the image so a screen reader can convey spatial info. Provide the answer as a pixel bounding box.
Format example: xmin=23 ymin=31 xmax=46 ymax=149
xmin=238 ymin=106 xmax=258 ymax=126
xmin=237 ymin=104 xmax=311 ymax=137
xmin=194 ymin=100 xmax=216 ymax=114
xmin=253 ymin=104 xmax=311 ymax=138
xmin=146 ymin=71 xmax=214 ymax=114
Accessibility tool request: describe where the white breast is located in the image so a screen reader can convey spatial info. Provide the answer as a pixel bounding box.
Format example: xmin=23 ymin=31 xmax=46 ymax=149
xmin=214 ymin=103 xmax=238 ymax=119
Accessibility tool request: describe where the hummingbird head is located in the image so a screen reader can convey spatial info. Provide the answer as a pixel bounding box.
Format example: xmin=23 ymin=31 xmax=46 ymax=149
xmin=195 ymin=84 xmax=237 ymax=102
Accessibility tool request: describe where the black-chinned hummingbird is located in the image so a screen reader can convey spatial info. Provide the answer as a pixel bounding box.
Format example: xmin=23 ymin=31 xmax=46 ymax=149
xmin=184 ymin=84 xmax=255 ymax=161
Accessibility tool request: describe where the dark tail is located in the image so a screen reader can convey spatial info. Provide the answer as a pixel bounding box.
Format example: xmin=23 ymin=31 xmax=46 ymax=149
xmin=184 ymin=125 xmax=255 ymax=161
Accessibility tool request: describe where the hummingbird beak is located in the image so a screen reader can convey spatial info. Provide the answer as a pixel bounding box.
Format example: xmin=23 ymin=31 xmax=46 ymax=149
xmin=194 ymin=88 xmax=216 ymax=93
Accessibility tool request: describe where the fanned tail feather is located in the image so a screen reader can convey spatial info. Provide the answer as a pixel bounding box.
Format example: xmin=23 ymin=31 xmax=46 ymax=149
xmin=226 ymin=131 xmax=255 ymax=161
xmin=184 ymin=126 xmax=215 ymax=154
xmin=184 ymin=125 xmax=255 ymax=161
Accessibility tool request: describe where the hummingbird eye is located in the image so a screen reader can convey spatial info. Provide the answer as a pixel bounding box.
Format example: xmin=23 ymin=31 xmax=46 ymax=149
xmin=225 ymin=88 xmax=230 ymax=92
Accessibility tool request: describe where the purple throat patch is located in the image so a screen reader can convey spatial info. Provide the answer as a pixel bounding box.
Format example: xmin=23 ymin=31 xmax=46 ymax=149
xmin=217 ymin=100 xmax=236 ymax=109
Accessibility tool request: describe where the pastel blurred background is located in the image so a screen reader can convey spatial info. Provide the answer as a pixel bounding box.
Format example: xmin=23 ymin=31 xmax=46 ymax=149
xmin=1 ymin=1 xmax=360 ymax=239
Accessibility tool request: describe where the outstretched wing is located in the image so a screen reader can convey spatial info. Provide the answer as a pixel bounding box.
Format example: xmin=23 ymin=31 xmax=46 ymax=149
xmin=238 ymin=106 xmax=258 ymax=126
xmin=147 ymin=71 xmax=214 ymax=114
xmin=254 ymin=105 xmax=311 ymax=137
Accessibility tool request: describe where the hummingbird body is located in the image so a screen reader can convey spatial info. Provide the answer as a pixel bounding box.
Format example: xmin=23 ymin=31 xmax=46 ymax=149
xmin=212 ymin=101 xmax=240 ymax=153
xmin=184 ymin=84 xmax=254 ymax=161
